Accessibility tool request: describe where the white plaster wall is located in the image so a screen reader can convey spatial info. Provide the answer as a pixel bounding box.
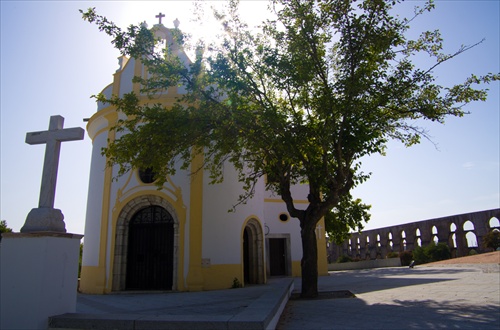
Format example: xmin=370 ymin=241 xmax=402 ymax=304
xmin=86 ymin=115 xmax=109 ymax=140
xmin=0 ymin=234 xmax=81 ymax=329
xmin=264 ymin=201 xmax=304 ymax=260
xmin=82 ymin=132 xmax=107 ymax=267
xmin=201 ymin=165 xmax=245 ymax=264
xmin=201 ymin=163 xmax=266 ymax=265
xmin=97 ymin=84 xmax=113 ymax=111
xmin=200 ymin=161 xmax=307 ymax=265
xmin=262 ymin=181 xmax=308 ymax=261
xmin=118 ymin=57 xmax=136 ymax=97
xmin=172 ymin=167 xmax=192 ymax=206
xmin=263 ymin=181 xmax=309 ymax=201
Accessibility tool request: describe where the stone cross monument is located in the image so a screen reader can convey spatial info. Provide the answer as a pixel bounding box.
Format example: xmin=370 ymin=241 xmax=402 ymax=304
xmin=21 ymin=115 xmax=84 ymax=233
xmin=1 ymin=115 xmax=85 ymax=329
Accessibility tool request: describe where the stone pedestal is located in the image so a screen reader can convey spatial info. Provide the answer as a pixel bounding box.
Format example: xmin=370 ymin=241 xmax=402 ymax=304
xmin=21 ymin=208 xmax=66 ymax=233
xmin=0 ymin=232 xmax=83 ymax=330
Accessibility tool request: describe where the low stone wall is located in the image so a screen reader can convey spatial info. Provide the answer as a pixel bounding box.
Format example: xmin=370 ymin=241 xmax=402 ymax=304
xmin=329 ymin=258 xmax=401 ymax=271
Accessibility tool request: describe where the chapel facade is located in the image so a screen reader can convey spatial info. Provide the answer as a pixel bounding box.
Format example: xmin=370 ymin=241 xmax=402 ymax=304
xmin=79 ymin=20 xmax=328 ymax=294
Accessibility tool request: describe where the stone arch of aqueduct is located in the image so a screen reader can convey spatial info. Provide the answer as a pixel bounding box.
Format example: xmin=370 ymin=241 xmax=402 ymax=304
xmin=327 ymin=208 xmax=500 ymax=262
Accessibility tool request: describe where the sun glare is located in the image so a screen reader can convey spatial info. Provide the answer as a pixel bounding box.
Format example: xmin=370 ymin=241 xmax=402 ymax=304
xmin=101 ymin=1 xmax=273 ymax=62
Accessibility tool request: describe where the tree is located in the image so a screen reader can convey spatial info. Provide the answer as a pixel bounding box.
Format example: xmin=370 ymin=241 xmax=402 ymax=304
xmin=482 ymin=229 xmax=500 ymax=251
xmin=82 ymin=0 xmax=498 ymax=297
xmin=413 ymin=242 xmax=451 ymax=264
xmin=0 ymin=220 xmax=13 ymax=242
xmin=0 ymin=220 xmax=13 ymax=234
xmin=325 ymin=195 xmax=371 ymax=245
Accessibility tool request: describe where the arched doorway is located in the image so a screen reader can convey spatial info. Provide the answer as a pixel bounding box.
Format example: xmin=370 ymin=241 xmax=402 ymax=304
xmin=126 ymin=206 xmax=174 ymax=290
xmin=243 ymin=219 xmax=265 ymax=285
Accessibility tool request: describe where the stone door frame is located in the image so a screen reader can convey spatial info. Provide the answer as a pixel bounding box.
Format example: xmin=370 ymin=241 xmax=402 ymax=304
xmin=112 ymin=195 xmax=180 ymax=291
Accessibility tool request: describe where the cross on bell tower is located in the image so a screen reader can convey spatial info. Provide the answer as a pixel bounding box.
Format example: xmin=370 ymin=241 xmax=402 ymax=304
xmin=155 ymin=12 xmax=165 ymax=25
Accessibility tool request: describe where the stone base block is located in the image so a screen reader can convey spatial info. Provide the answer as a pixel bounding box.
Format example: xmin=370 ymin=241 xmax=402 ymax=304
xmin=0 ymin=232 xmax=83 ymax=329
xmin=21 ymin=207 xmax=66 ymax=233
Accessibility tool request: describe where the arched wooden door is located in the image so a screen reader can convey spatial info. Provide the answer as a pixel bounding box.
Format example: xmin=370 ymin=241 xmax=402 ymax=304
xmin=126 ymin=206 xmax=174 ymax=290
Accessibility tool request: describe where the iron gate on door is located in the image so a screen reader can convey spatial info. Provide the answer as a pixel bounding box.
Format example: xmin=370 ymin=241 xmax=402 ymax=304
xmin=126 ymin=206 xmax=174 ymax=290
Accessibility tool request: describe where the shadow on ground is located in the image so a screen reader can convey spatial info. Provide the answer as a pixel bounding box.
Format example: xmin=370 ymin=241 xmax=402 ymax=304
xmin=277 ymin=296 xmax=500 ymax=329
xmin=292 ymin=267 xmax=472 ymax=296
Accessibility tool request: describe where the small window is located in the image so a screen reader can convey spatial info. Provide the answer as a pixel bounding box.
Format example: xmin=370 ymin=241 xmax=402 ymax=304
xmin=279 ymin=213 xmax=289 ymax=222
xmin=138 ymin=168 xmax=156 ymax=184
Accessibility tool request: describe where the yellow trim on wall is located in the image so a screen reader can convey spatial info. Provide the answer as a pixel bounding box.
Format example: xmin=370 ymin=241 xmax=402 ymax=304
xmin=112 ymin=66 xmax=123 ymax=97
xmin=89 ymin=69 xmax=123 ymax=293
xmin=242 ymin=215 xmax=261 ymax=225
xmin=133 ymin=59 xmax=142 ymax=95
xmin=201 ymin=264 xmax=243 ymax=290
xmin=291 ymin=261 xmax=302 ymax=277
xmin=316 ymin=217 xmax=329 ymax=276
xmin=79 ymin=107 xmax=115 ymax=293
xmin=80 ymin=266 xmax=106 ymax=294
xmin=87 ymin=111 xmax=118 ymax=294
xmin=186 ymin=149 xmax=205 ymax=291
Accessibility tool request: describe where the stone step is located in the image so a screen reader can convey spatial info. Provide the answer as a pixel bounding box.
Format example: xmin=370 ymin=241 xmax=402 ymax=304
xmin=48 ymin=278 xmax=293 ymax=330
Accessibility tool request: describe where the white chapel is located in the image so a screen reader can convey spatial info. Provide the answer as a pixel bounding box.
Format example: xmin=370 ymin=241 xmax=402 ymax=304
xmin=79 ymin=18 xmax=328 ymax=294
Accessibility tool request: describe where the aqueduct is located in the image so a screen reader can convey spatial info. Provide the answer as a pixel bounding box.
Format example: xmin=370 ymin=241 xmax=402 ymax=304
xmin=327 ymin=208 xmax=500 ymax=262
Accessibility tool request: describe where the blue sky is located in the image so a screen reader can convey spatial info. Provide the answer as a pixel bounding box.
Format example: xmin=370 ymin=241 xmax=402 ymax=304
xmin=1 ymin=1 xmax=498 ymax=235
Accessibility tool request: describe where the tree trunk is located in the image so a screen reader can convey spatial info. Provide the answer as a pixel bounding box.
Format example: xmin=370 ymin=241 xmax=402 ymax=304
xmin=300 ymin=221 xmax=318 ymax=298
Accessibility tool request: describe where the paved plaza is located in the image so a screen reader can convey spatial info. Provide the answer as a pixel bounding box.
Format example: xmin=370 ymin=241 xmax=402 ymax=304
xmin=279 ymin=263 xmax=500 ymax=329
xmin=50 ymin=259 xmax=499 ymax=329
